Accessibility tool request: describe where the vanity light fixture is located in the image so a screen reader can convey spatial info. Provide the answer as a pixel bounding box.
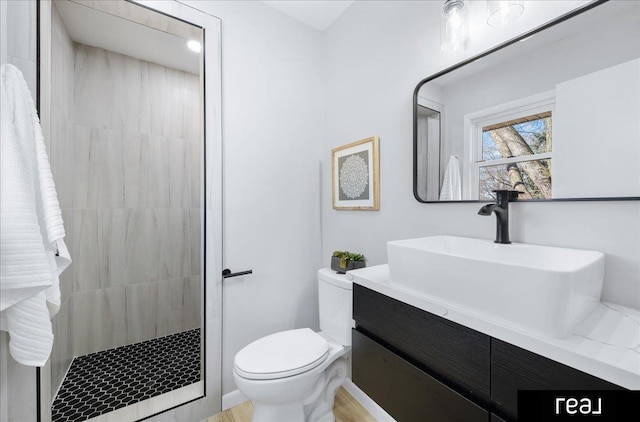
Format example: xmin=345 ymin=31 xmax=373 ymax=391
xmin=487 ymin=1 xmax=524 ymax=27
xmin=187 ymin=39 xmax=201 ymax=53
xmin=440 ymin=0 xmax=470 ymax=52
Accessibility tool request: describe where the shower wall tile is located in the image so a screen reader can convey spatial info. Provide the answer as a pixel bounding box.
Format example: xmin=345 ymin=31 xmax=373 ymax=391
xmin=168 ymin=138 xmax=202 ymax=209
xmin=50 ymin=105 xmax=73 ymax=209
xmin=73 ymin=126 xmax=125 ymax=208
xmin=158 ymin=208 xmax=191 ymax=281
xmin=125 ymin=281 xmax=159 ymax=344
xmin=75 ymin=44 xmax=148 ymax=132
xmin=73 ymin=209 xmax=127 ymax=292
xmin=183 ymin=276 xmax=201 ymax=331
xmin=124 ymin=209 xmax=192 ymax=285
xmin=124 ymin=208 xmax=161 ymax=284
xmin=147 ymin=63 xmax=174 ymax=138
xmin=73 ymin=286 xmax=126 ymax=356
xmin=126 ymin=277 xmax=200 ymax=344
xmin=183 ymin=75 xmax=201 ymax=142
xmin=98 ymin=209 xmax=127 ymax=286
xmin=156 ymin=278 xmax=185 ymax=338
xmin=51 ymin=297 xmax=73 ymax=396
xmin=168 ymin=138 xmax=191 ymax=208
xmin=138 ymin=61 xmax=200 ymax=140
xmin=59 ymin=209 xmax=74 ymax=304
xmin=51 ymin=3 xmax=74 ymax=117
xmin=153 ymin=63 xmax=178 ymax=137
xmin=164 ymin=68 xmax=186 ymax=139
xmin=72 ymin=209 xmax=128 ymax=292
xmin=123 ymin=132 xmax=170 ymax=208
xmin=74 ymin=44 xmax=121 ymax=129
xmin=72 ymin=209 xmax=99 ymax=292
xmin=64 ymin=42 xmax=204 ymax=358
xmin=190 ymin=209 xmax=203 ymax=277
xmin=119 ymin=54 xmax=143 ymax=132
xmin=50 ymin=3 xmax=75 ymax=211
xmin=135 ymin=61 xmax=152 ymax=135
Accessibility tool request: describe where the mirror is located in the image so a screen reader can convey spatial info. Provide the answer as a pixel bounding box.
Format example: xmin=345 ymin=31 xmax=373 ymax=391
xmin=414 ymin=0 xmax=640 ymax=202
xmin=40 ymin=0 xmax=207 ymax=420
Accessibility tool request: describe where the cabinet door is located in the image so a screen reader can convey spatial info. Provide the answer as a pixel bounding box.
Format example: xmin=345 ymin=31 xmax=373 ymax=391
xmin=353 ymin=284 xmax=491 ymax=400
xmin=353 ymin=329 xmax=489 ymax=422
xmin=491 ymin=413 xmax=509 ymax=422
xmin=491 ymin=338 xmax=623 ymax=419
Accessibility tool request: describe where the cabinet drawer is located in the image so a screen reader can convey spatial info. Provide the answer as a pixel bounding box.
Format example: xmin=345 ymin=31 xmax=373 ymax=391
xmin=491 ymin=338 xmax=623 ymax=419
xmin=353 ymin=329 xmax=489 ymax=422
xmin=353 ymin=284 xmax=490 ymax=400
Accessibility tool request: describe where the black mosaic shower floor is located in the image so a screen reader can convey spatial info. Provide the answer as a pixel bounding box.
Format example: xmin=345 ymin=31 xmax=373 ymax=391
xmin=52 ymin=329 xmax=201 ymax=422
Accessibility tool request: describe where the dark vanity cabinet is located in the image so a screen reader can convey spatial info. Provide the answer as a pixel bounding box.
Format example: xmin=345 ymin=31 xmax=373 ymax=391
xmin=352 ymin=285 xmax=623 ymax=422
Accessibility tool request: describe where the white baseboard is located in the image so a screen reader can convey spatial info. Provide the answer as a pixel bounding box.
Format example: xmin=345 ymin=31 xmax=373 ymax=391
xmin=222 ymin=389 xmax=248 ymax=411
xmin=343 ymin=379 xmax=396 ymax=422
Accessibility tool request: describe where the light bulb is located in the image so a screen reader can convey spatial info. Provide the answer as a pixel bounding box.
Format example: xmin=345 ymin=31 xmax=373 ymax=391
xmin=187 ymin=39 xmax=201 ymax=53
xmin=441 ymin=0 xmax=469 ymax=52
xmin=487 ymin=1 xmax=524 ymax=27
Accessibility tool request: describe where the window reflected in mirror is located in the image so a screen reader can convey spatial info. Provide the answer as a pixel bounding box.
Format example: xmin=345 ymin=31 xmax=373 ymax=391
xmin=479 ymin=112 xmax=552 ymax=200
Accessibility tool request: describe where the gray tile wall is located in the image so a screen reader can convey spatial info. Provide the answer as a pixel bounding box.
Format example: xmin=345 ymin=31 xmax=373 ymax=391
xmin=49 ymin=3 xmax=75 ymax=397
xmin=46 ymin=17 xmax=202 ymax=397
xmin=68 ymin=44 xmax=202 ymax=358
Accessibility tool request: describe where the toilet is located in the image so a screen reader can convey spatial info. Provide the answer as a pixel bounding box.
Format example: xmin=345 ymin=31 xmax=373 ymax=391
xmin=233 ymin=268 xmax=353 ymax=422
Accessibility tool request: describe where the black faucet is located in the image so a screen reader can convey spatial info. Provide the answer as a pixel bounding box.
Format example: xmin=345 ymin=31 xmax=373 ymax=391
xmin=477 ymin=190 xmax=520 ymax=244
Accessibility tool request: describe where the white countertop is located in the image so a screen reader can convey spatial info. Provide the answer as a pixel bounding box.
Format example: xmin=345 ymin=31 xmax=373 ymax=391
xmin=349 ymin=264 xmax=640 ymax=390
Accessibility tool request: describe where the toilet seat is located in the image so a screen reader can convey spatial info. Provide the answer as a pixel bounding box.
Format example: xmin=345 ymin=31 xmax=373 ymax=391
xmin=234 ymin=328 xmax=329 ymax=380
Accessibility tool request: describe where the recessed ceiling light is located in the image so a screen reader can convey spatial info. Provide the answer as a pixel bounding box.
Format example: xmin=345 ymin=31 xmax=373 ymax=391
xmin=187 ymin=39 xmax=201 ymax=53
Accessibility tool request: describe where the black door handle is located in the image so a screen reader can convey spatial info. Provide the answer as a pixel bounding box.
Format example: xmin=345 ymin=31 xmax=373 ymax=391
xmin=222 ymin=268 xmax=253 ymax=279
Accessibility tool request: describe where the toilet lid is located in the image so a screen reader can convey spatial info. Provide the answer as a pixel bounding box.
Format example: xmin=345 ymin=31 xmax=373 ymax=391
xmin=234 ymin=328 xmax=329 ymax=380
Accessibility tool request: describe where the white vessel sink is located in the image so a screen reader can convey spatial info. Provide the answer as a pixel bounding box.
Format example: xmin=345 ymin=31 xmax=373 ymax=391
xmin=387 ymin=236 xmax=604 ymax=338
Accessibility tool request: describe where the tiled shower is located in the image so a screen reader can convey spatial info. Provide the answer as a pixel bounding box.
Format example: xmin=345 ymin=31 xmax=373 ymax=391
xmin=48 ymin=3 xmax=202 ymax=420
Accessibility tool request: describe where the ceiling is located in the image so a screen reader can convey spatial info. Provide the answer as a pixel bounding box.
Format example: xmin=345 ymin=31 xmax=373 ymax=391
xmin=56 ymin=0 xmax=200 ymax=75
xmin=261 ymin=1 xmax=354 ymax=31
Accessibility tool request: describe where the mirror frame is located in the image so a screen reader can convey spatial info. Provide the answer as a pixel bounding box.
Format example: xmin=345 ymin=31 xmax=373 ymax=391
xmin=412 ymin=0 xmax=640 ymax=204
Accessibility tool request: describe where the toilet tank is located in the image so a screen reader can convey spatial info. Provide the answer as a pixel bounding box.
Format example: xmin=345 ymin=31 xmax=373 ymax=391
xmin=318 ymin=268 xmax=353 ymax=346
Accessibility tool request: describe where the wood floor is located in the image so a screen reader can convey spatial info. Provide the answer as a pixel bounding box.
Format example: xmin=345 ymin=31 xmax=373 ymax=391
xmin=207 ymin=387 xmax=377 ymax=422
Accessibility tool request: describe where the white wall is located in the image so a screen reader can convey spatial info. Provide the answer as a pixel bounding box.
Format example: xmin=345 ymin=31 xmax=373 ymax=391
xmin=321 ymin=0 xmax=640 ymax=312
xmin=554 ymin=58 xmax=640 ymax=198
xmin=184 ymin=1 xmax=325 ymax=394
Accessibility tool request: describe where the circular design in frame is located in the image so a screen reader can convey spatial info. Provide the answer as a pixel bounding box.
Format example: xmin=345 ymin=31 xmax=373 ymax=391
xmin=339 ymin=153 xmax=369 ymax=199
xmin=331 ymin=136 xmax=380 ymax=211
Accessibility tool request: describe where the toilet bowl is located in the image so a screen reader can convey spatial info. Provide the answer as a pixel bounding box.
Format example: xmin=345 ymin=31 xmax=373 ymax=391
xmin=233 ymin=269 xmax=353 ymax=422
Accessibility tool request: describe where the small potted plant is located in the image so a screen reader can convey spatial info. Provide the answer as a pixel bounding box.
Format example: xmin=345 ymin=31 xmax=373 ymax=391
xmin=331 ymin=250 xmax=366 ymax=274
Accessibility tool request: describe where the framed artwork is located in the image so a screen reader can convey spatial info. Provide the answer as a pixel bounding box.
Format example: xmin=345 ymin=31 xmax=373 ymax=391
xmin=332 ymin=136 xmax=380 ymax=210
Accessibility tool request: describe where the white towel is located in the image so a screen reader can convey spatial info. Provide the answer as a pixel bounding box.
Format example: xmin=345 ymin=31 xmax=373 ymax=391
xmin=0 ymin=64 xmax=71 ymax=366
xmin=439 ymin=155 xmax=462 ymax=201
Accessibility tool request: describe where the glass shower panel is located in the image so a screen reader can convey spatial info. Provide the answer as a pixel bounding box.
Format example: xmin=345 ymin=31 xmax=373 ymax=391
xmin=45 ymin=1 xmax=205 ymax=420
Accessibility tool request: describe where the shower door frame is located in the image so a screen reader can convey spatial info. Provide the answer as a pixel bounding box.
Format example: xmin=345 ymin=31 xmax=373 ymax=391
xmin=35 ymin=0 xmax=223 ymax=420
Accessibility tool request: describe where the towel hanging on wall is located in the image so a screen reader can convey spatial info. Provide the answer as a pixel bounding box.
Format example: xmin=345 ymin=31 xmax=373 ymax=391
xmin=0 ymin=64 xmax=71 ymax=366
xmin=439 ymin=155 xmax=462 ymax=201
